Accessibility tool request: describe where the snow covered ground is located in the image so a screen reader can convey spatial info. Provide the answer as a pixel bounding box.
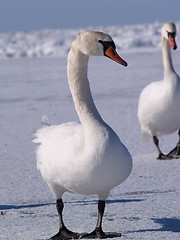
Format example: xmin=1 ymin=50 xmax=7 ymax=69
xmin=1 ymin=21 xmax=180 ymax=59
xmin=0 ymin=22 xmax=180 ymax=239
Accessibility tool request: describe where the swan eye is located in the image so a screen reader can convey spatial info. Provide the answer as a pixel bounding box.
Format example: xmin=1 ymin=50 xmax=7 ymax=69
xmin=98 ymin=40 xmax=116 ymax=54
xmin=167 ymin=31 xmax=176 ymax=38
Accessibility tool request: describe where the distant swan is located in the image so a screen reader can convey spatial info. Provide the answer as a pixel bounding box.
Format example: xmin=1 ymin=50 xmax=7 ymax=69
xmin=138 ymin=22 xmax=180 ymax=160
xmin=34 ymin=31 xmax=132 ymax=239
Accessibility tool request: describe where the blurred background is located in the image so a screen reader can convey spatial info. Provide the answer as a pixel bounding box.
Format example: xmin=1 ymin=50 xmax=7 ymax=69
xmin=0 ymin=0 xmax=180 ymax=32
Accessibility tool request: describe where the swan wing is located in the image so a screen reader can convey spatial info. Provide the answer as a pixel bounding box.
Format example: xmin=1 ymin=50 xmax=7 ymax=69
xmin=34 ymin=122 xmax=84 ymax=183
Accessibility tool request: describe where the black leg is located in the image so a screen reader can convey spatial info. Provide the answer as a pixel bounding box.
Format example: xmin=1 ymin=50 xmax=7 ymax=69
xmin=95 ymin=200 xmax=105 ymax=236
xmin=89 ymin=200 xmax=106 ymax=238
xmin=80 ymin=200 xmax=121 ymax=239
xmin=50 ymin=199 xmax=80 ymax=240
xmin=57 ymin=199 xmax=64 ymax=229
xmin=167 ymin=129 xmax=180 ymax=158
xmin=153 ymin=136 xmax=170 ymax=159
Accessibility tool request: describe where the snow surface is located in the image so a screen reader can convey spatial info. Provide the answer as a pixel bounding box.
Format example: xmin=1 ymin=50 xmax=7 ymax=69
xmin=0 ymin=22 xmax=180 ymax=240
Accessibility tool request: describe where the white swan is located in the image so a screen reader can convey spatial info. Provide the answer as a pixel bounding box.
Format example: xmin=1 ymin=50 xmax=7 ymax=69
xmin=34 ymin=31 xmax=132 ymax=239
xmin=138 ymin=22 xmax=180 ymax=159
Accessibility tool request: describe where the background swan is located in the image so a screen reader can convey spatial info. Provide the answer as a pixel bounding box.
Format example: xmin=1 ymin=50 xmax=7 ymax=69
xmin=34 ymin=31 xmax=132 ymax=239
xmin=138 ymin=22 xmax=180 ymax=160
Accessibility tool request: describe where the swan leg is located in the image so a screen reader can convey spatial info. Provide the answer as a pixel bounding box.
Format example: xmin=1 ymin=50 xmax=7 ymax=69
xmin=153 ymin=136 xmax=173 ymax=160
xmin=166 ymin=129 xmax=180 ymax=158
xmin=50 ymin=199 xmax=80 ymax=240
xmin=81 ymin=200 xmax=121 ymax=239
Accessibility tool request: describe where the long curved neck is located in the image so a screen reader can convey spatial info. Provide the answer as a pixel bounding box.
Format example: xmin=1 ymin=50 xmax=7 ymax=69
xmin=162 ymin=37 xmax=175 ymax=79
xmin=67 ymin=43 xmax=103 ymax=126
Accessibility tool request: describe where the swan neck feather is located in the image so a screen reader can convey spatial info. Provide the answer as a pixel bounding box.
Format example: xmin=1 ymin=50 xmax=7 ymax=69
xmin=67 ymin=43 xmax=102 ymax=126
xmin=162 ymin=37 xmax=175 ymax=78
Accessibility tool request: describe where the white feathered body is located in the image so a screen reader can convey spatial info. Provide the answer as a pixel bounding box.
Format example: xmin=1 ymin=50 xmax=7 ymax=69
xmin=35 ymin=121 xmax=132 ymax=199
xmin=138 ymin=72 xmax=180 ymax=139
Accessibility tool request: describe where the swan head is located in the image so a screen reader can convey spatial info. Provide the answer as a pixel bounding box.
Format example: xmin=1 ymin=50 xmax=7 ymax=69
xmin=75 ymin=31 xmax=127 ymax=66
xmin=161 ymin=22 xmax=177 ymax=50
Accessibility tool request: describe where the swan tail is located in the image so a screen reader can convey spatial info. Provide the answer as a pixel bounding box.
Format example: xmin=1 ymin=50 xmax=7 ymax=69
xmin=33 ymin=115 xmax=53 ymax=144
xmin=41 ymin=115 xmax=53 ymax=126
xmin=141 ymin=129 xmax=152 ymax=141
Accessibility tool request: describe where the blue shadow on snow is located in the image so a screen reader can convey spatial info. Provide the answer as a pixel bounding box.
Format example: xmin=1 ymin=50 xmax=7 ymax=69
xmin=128 ymin=217 xmax=180 ymax=234
xmin=0 ymin=198 xmax=144 ymax=210
xmin=66 ymin=198 xmax=144 ymax=206
xmin=0 ymin=202 xmax=54 ymax=211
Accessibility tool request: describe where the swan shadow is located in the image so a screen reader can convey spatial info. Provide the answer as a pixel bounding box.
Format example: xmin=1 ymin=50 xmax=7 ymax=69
xmin=152 ymin=218 xmax=180 ymax=233
xmin=128 ymin=217 xmax=180 ymax=234
xmin=106 ymin=198 xmax=144 ymax=204
xmin=0 ymin=202 xmax=54 ymax=211
xmin=68 ymin=198 xmax=145 ymax=206
xmin=0 ymin=198 xmax=144 ymax=211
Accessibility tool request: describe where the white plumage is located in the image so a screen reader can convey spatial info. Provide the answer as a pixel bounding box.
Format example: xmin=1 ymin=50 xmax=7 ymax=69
xmin=34 ymin=31 xmax=132 ymax=239
xmin=138 ymin=23 xmax=180 ymax=159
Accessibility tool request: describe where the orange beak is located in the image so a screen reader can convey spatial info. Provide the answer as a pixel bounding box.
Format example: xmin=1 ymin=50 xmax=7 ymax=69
xmin=105 ymin=46 xmax=128 ymax=67
xmin=168 ymin=35 xmax=177 ymax=50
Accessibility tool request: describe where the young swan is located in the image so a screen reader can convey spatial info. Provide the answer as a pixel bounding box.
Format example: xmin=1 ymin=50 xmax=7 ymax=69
xmin=34 ymin=31 xmax=132 ymax=239
xmin=138 ymin=22 xmax=180 ymax=160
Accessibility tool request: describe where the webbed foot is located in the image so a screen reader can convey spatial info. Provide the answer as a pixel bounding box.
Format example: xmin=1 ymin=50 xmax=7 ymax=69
xmin=166 ymin=144 xmax=180 ymax=159
xmin=50 ymin=226 xmax=81 ymax=240
xmin=157 ymin=153 xmax=174 ymax=160
xmin=80 ymin=228 xmax=121 ymax=239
